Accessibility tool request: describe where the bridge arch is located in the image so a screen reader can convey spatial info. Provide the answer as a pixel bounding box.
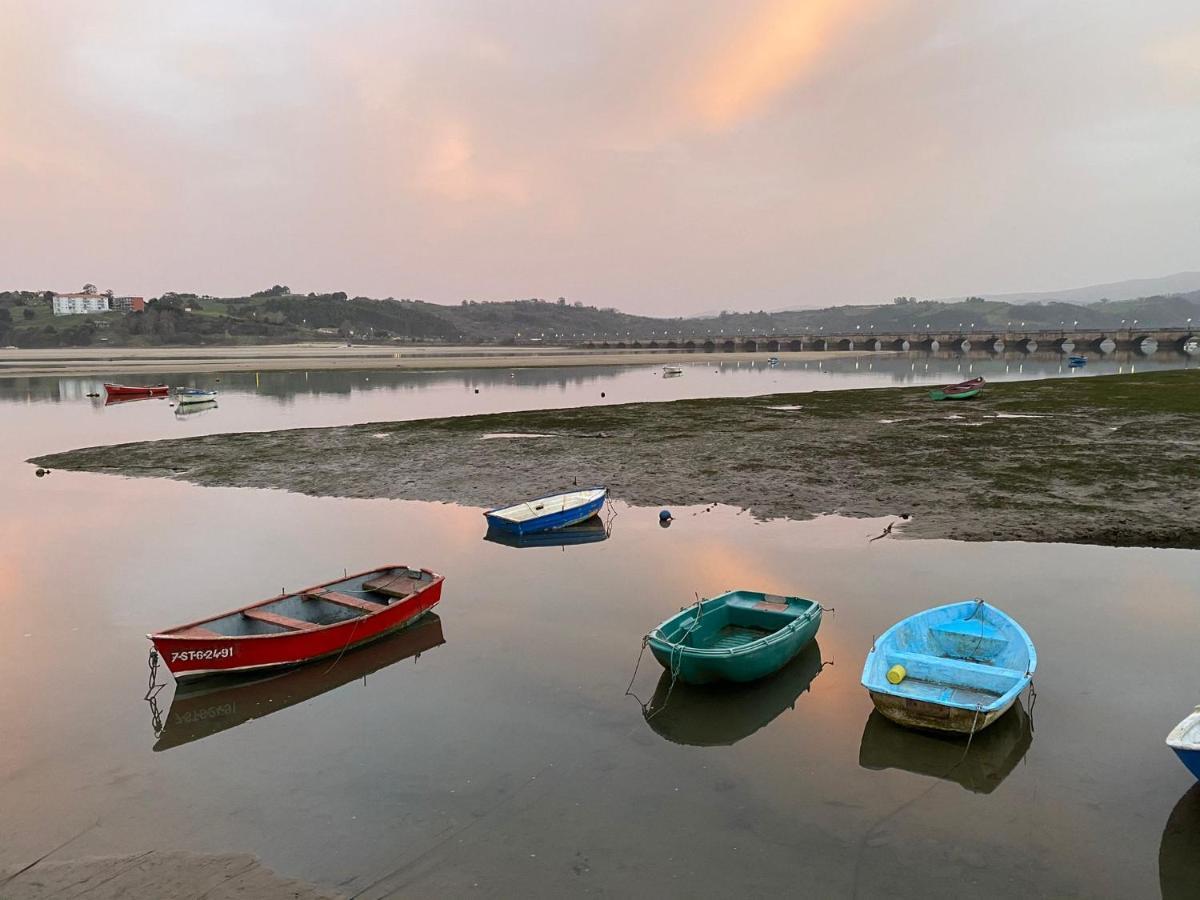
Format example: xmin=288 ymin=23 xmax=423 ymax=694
xmin=721 ymin=339 xmax=736 ymax=352
xmin=702 ymin=340 xmax=715 ymax=351
xmin=742 ymin=339 xmax=757 ymax=352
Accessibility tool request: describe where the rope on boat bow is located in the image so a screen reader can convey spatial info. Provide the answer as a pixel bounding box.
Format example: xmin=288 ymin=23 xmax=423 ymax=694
xmin=624 ymin=596 xmax=704 ymax=721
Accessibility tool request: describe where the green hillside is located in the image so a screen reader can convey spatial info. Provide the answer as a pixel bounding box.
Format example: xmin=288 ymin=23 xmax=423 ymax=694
xmin=1 ymin=285 xmax=1197 ymax=349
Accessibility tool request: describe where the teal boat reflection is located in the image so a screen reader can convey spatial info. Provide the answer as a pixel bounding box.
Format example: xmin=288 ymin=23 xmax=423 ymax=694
xmin=484 ymin=516 xmax=609 ymax=548
xmin=643 ymin=641 xmax=825 ymax=746
xmin=858 ymin=699 xmax=1032 ymax=794
xmin=1161 ymin=783 xmax=1200 ymax=900
xmin=151 ymin=613 xmax=444 ymax=751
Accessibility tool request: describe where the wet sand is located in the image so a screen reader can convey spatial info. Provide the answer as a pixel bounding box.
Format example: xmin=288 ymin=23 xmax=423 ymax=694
xmin=31 ymin=369 xmax=1200 ymax=548
xmin=0 ymin=344 xmax=872 ymax=377
xmin=2 ymin=851 xmax=339 ymax=899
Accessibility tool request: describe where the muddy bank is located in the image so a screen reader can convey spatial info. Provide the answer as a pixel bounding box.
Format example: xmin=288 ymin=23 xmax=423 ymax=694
xmin=1 ymin=850 xmax=338 ymax=899
xmin=31 ymin=370 xmax=1200 ymax=548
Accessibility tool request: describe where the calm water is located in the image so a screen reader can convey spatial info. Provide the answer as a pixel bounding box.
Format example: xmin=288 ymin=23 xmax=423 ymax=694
xmin=1 ymin=361 xmax=1198 ymax=898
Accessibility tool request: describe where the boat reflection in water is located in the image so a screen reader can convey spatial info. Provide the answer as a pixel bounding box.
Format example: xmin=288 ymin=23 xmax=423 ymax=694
xmin=102 ymin=394 xmax=167 ymax=407
xmin=151 ymin=613 xmax=445 ymax=751
xmin=858 ymin=699 xmax=1032 ymax=794
xmin=643 ymin=642 xmax=825 ymax=746
xmin=1161 ymin=783 xmax=1200 ymax=900
xmin=483 ymin=516 xmax=610 ymax=549
xmin=174 ymin=400 xmax=218 ymax=417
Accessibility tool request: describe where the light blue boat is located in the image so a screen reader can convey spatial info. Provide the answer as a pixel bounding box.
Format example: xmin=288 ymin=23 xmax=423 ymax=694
xmin=861 ymin=599 xmax=1036 ymax=734
xmin=483 ymin=487 xmax=607 ymax=536
xmin=1167 ymin=707 xmax=1200 ymax=780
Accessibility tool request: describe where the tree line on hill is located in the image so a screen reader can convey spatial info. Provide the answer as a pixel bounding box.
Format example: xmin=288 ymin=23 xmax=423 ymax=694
xmin=1 ymin=286 xmax=1197 ymax=348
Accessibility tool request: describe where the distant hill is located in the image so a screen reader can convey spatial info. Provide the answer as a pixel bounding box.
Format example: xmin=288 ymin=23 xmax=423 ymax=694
xmin=2 ymin=280 xmax=1198 ymax=348
xmin=946 ymin=271 xmax=1200 ymax=305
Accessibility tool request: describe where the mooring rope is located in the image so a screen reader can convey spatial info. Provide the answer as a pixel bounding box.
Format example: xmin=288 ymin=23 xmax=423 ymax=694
xmin=624 ymin=596 xmax=704 ymax=720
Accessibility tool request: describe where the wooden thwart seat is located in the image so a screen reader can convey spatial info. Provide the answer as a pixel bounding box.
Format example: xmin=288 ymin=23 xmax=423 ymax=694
xmin=305 ymin=590 xmax=380 ymax=613
xmin=362 ymin=572 xmax=420 ymax=599
xmin=243 ymin=609 xmax=318 ymax=631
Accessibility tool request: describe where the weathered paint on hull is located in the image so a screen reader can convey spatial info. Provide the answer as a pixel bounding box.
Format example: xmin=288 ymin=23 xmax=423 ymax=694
xmin=152 ymin=576 xmax=442 ymax=682
xmin=869 ymin=690 xmax=1011 ymax=734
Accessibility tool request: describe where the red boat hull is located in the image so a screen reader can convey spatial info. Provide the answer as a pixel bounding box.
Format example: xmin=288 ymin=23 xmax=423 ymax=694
xmin=150 ymin=567 xmax=443 ymax=682
xmin=104 ymin=383 xmax=169 ymax=398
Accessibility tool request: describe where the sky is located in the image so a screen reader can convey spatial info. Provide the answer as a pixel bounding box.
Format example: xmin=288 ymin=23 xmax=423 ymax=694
xmin=1 ymin=1 xmax=1198 ymax=315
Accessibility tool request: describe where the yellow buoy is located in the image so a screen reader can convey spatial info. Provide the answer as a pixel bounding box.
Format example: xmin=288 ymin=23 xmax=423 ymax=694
xmin=886 ymin=664 xmax=907 ymax=685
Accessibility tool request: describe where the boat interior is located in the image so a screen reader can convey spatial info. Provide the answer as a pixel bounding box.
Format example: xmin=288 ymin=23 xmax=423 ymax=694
xmin=866 ymin=601 xmax=1032 ymax=708
xmin=489 ymin=488 xmax=605 ymax=523
xmin=659 ymin=592 xmax=815 ymax=652
xmin=1168 ymin=709 xmax=1200 ymax=750
xmin=170 ymin=567 xmax=436 ymax=638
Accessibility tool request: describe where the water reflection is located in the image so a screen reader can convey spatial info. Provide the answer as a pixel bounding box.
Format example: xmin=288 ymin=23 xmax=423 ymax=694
xmin=643 ymin=642 xmax=825 ymax=746
xmin=857 ymin=700 xmax=1033 ymax=794
xmin=150 ymin=613 xmax=445 ymax=751
xmin=103 ymin=394 xmax=167 ymax=407
xmin=1161 ymin=783 xmax=1200 ymax=899
xmin=174 ymin=400 xmax=218 ymax=417
xmin=483 ymin=517 xmax=610 ymax=549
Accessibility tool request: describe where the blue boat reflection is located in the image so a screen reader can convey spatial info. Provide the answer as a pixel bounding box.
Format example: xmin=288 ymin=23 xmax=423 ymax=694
xmin=858 ymin=699 xmax=1033 ymax=794
xmin=484 ymin=516 xmax=610 ymax=549
xmin=1161 ymin=783 xmax=1200 ymax=900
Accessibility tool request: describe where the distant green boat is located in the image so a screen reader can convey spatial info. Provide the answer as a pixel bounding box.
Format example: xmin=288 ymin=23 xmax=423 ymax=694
xmin=929 ymin=386 xmax=980 ymax=401
xmin=929 ymin=376 xmax=984 ymax=401
xmin=647 ymin=590 xmax=822 ymax=685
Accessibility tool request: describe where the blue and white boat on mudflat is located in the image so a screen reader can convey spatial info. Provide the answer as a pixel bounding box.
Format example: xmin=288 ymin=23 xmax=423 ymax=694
xmin=484 ymin=487 xmax=607 ymax=536
xmin=1167 ymin=707 xmax=1200 ymax=780
xmin=861 ymin=599 xmax=1036 ymax=734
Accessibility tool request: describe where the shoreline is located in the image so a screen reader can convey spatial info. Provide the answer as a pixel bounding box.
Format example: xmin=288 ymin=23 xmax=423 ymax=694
xmin=29 ymin=370 xmax=1200 ymax=549
xmin=0 ymin=344 xmax=878 ymax=378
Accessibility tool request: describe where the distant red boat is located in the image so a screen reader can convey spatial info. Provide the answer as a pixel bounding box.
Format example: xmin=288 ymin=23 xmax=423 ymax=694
xmin=149 ymin=565 xmax=444 ymax=683
xmin=104 ymin=383 xmax=169 ymax=398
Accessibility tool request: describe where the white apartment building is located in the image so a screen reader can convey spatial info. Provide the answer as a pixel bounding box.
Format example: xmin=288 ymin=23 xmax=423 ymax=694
xmin=52 ymin=293 xmax=111 ymax=316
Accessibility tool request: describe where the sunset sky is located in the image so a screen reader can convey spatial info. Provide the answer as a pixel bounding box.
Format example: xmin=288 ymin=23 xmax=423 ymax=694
xmin=2 ymin=1 xmax=1198 ymax=314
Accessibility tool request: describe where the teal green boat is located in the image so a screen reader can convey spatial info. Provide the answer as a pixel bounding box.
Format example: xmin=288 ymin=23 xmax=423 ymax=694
xmin=647 ymin=590 xmax=822 ymax=685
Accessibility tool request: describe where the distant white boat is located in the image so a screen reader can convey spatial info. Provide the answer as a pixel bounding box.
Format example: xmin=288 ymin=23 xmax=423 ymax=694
xmin=176 ymin=388 xmax=219 ymax=405
xmin=662 ymin=366 xmax=683 ymax=376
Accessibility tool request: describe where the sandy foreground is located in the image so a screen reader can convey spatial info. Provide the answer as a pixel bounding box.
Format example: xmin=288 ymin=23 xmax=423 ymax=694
xmin=32 ymin=369 xmax=1200 ymax=548
xmin=0 ymin=344 xmax=874 ymax=377
xmin=1 ymin=851 xmax=339 ymax=899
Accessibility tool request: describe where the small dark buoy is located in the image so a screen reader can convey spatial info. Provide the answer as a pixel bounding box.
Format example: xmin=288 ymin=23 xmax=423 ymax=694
xmin=659 ymin=509 xmax=672 ymax=521
xmin=474 ymin=388 xmax=479 ymax=394
xmin=86 ymin=392 xmax=99 ymax=398
xmin=601 ymin=392 xmax=606 ymax=398
xmin=35 ymin=468 xmax=47 ymax=478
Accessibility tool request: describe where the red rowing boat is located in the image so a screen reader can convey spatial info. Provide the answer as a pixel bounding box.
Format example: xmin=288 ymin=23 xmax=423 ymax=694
xmin=149 ymin=565 xmax=443 ymax=682
xmin=104 ymin=383 xmax=169 ymax=398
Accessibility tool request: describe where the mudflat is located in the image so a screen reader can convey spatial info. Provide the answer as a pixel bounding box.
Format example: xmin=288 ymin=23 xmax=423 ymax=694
xmin=31 ymin=370 xmax=1200 ymax=548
